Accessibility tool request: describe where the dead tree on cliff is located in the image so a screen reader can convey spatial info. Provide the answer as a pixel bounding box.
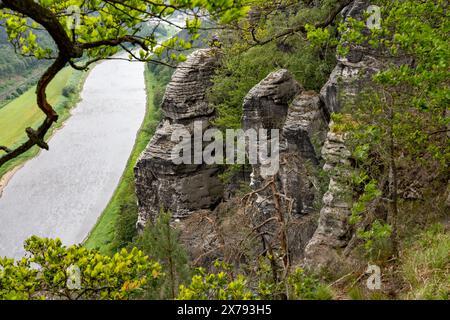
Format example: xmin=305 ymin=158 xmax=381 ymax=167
xmin=240 ymin=173 xmax=294 ymax=289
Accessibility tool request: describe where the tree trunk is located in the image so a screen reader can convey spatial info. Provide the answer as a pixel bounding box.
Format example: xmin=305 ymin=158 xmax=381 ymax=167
xmin=387 ymin=106 xmax=399 ymax=254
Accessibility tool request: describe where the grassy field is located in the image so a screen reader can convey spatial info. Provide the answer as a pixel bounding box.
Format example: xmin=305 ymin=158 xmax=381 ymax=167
xmin=400 ymin=223 xmax=450 ymax=299
xmin=84 ymin=69 xmax=160 ymax=254
xmin=0 ymin=67 xmax=87 ymax=179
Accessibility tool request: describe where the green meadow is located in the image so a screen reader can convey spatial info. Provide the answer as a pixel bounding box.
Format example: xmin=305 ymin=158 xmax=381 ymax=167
xmin=0 ymin=67 xmax=86 ymax=179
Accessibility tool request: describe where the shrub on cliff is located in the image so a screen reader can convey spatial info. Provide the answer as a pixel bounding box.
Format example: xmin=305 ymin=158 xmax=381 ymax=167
xmin=0 ymin=236 xmax=161 ymax=300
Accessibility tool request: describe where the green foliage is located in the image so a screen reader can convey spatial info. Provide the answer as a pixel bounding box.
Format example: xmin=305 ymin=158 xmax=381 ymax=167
xmin=253 ymin=255 xmax=334 ymax=300
xmin=347 ymin=286 xmax=389 ymax=300
xmin=338 ymin=0 xmax=449 ymax=165
xmin=211 ymin=40 xmax=335 ymax=129
xmin=305 ymin=23 xmax=337 ymax=48
xmin=178 ymin=260 xmax=335 ymax=301
xmin=210 ymin=4 xmax=336 ymax=130
xmin=347 ymin=286 xmax=365 ymax=300
xmin=136 ymin=211 xmax=192 ymax=299
xmin=0 ymin=27 xmax=52 ymax=100
xmin=325 ymin=1 xmax=449 ymax=266
xmin=0 ymin=0 xmax=250 ymax=63
xmin=0 ymin=236 xmax=161 ymax=300
xmin=62 ymin=84 xmax=76 ymax=98
xmin=349 ymin=174 xmax=394 ymax=260
xmin=254 ymin=255 xmax=286 ymax=300
xmin=0 ymin=45 xmax=48 ymax=105
xmin=178 ymin=261 xmax=255 ymax=300
xmin=357 ymin=220 xmax=393 ymax=260
xmin=148 ymin=62 xmax=175 ymax=109
xmin=349 ymin=178 xmax=382 ymax=225
xmin=287 ymin=268 xmax=334 ymax=300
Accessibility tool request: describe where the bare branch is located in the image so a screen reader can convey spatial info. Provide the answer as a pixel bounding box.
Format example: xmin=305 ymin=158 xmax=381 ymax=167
xmin=80 ymin=35 xmax=151 ymax=51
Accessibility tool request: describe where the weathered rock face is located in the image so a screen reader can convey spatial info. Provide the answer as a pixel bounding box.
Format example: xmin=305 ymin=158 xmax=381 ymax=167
xmin=244 ymin=70 xmax=327 ymax=214
xmin=162 ymin=49 xmax=219 ymax=120
xmin=135 ymin=49 xmax=223 ymax=228
xmin=243 ymin=69 xmax=301 ymax=131
xmin=320 ymin=0 xmax=386 ymax=116
xmin=304 ymin=127 xmax=353 ymax=272
xmin=304 ymin=0 xmax=389 ymax=272
xmin=281 ymin=91 xmax=328 ymax=217
xmin=242 ymin=69 xmax=328 ymax=260
xmin=283 ymin=92 xmax=328 ymax=165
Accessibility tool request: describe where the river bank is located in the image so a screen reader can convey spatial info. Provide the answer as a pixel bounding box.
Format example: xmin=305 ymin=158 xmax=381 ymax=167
xmin=0 ymin=165 xmax=20 ymax=198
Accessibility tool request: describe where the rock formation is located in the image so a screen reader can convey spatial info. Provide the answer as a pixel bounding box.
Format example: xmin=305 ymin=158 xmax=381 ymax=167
xmin=304 ymin=0 xmax=391 ymax=271
xmin=320 ymin=0 xmax=390 ymax=117
xmin=243 ymin=70 xmax=328 ymax=213
xmin=135 ymin=49 xmax=224 ymax=229
xmin=242 ymin=69 xmax=301 ymax=132
xmin=134 ymin=0 xmax=398 ymax=272
xmin=242 ymin=69 xmax=328 ymax=260
xmin=161 ymin=50 xmax=218 ymax=121
xmin=280 ymin=91 xmax=329 ymax=216
xmin=304 ymin=127 xmax=353 ymax=272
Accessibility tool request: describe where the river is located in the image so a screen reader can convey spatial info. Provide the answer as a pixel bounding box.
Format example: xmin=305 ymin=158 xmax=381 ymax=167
xmin=0 ymin=57 xmax=146 ymax=258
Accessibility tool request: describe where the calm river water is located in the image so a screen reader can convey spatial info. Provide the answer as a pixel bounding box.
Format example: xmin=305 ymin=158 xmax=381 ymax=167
xmin=0 ymin=57 xmax=146 ymax=258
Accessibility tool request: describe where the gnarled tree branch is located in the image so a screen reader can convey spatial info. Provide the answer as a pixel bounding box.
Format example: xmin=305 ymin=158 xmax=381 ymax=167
xmin=251 ymin=0 xmax=352 ymax=46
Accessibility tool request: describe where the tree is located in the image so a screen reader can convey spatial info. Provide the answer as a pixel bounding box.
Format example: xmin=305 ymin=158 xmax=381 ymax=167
xmin=0 ymin=236 xmax=162 ymax=300
xmin=325 ymin=0 xmax=449 ymax=256
xmin=0 ymin=0 xmax=250 ymax=167
xmin=136 ymin=211 xmax=191 ymax=299
xmin=178 ymin=261 xmax=256 ymax=300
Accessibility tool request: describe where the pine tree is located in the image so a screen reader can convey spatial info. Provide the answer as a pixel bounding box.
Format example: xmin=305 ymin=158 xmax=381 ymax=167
xmin=136 ymin=211 xmax=192 ymax=299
